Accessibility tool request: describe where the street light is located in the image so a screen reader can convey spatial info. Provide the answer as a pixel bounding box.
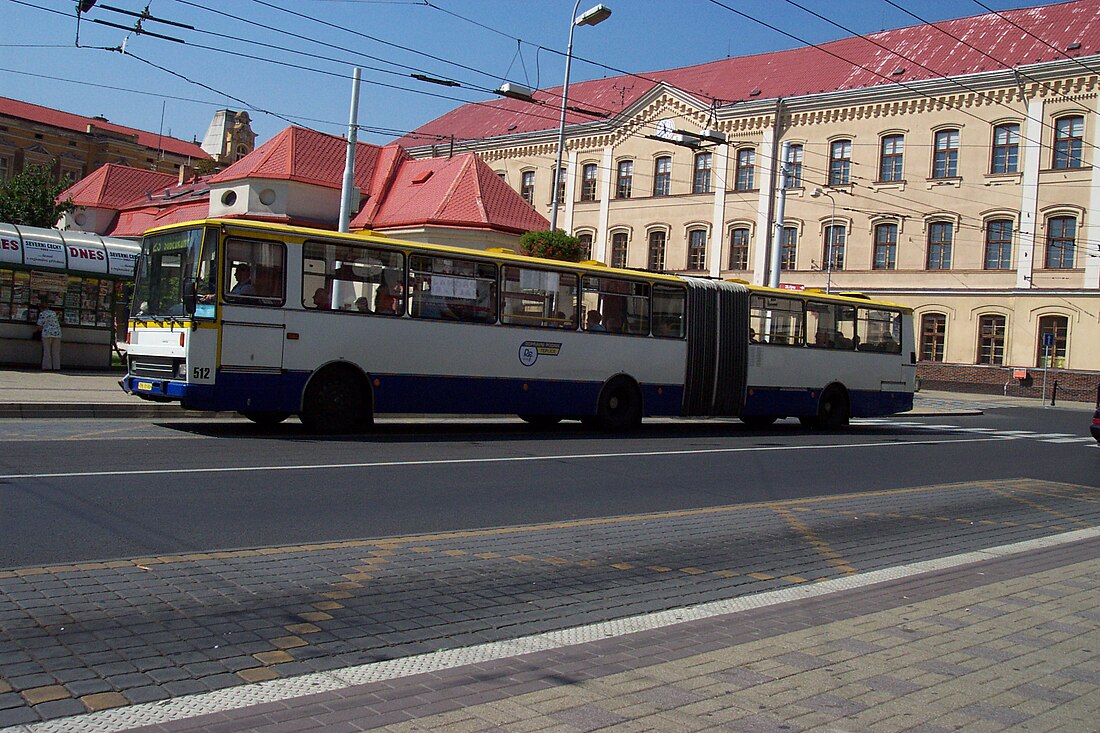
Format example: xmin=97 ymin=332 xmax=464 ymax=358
xmin=811 ymin=187 xmax=836 ymax=294
xmin=550 ymin=2 xmax=611 ymax=232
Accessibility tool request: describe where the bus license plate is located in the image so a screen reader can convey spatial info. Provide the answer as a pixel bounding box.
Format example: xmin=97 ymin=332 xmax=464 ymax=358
xmin=137 ymin=381 xmax=154 ymax=391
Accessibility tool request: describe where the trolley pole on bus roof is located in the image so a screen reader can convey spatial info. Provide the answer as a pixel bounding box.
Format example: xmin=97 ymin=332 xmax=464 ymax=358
xmin=338 ymin=67 xmax=362 ymax=234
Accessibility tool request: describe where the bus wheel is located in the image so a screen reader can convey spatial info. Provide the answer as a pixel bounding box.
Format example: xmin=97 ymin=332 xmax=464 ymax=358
xmin=241 ymin=411 xmax=290 ymax=426
xmin=740 ymin=415 xmax=778 ymax=428
xmin=519 ymin=415 xmax=562 ymax=427
xmin=808 ymin=385 xmax=850 ymax=430
xmin=301 ymin=367 xmax=367 ymax=434
xmin=595 ymin=377 xmax=643 ymax=432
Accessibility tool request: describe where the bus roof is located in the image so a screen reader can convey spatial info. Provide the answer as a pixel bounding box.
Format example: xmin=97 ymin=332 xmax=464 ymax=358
xmin=142 ymin=218 xmax=911 ymax=312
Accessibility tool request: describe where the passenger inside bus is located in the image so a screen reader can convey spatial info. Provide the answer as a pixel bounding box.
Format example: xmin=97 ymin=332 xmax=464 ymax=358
xmin=229 ymin=264 xmax=256 ymax=296
xmin=585 ymin=310 xmax=605 ymax=331
xmin=312 ymin=287 xmax=331 ymax=309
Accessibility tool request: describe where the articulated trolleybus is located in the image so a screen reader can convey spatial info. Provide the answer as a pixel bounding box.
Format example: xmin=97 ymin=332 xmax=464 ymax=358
xmin=122 ymin=219 xmax=916 ymax=432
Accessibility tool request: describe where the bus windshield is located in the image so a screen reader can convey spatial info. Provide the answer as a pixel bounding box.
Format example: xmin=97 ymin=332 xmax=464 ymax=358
xmin=131 ymin=227 xmax=215 ymax=319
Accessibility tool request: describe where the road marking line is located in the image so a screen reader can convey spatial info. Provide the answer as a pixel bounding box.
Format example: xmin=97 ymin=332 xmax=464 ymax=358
xmin=0 ymin=436 xmax=1011 ymax=481
xmin=18 ymin=526 xmax=1100 ymax=733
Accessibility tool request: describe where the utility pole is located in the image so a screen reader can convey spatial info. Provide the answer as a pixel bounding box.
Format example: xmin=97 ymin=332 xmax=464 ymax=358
xmin=338 ymin=67 xmax=362 ymax=234
xmin=768 ymin=141 xmax=791 ymax=289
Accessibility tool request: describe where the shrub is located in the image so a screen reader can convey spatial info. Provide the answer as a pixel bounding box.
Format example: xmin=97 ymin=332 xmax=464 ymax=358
xmin=518 ymin=229 xmax=584 ymax=262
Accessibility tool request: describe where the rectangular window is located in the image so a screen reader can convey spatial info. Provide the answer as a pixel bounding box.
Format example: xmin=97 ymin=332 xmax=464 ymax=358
xmin=984 ymin=220 xmax=1013 ymax=270
xmin=1053 ymin=116 xmax=1084 ymax=169
xmin=927 ymin=222 xmax=953 ymax=270
xmin=652 ymin=285 xmax=686 ymax=338
xmin=828 ymin=140 xmax=851 ymax=186
xmin=581 ymin=276 xmax=649 ymax=335
xmin=856 ymin=308 xmax=902 ymax=353
xmin=647 ymin=230 xmax=666 ymax=271
xmin=302 ymin=240 xmax=403 ymax=315
xmin=749 ymin=294 xmax=803 ymax=345
xmin=991 ymin=123 xmax=1020 ymax=174
xmin=920 ymin=313 xmax=946 ymax=362
xmin=728 ymin=228 xmax=750 ymax=270
xmin=780 ymin=227 xmax=797 ymax=271
xmin=581 ymin=163 xmax=598 ymax=201
xmin=520 ymin=171 xmax=535 ymax=205
xmin=501 ymin=266 xmax=576 ymax=329
xmin=615 ymin=160 xmax=633 ymax=199
xmin=225 ymin=237 xmax=285 ymax=306
xmin=409 ymin=255 xmax=497 ymax=323
xmin=807 ymin=301 xmax=857 ymax=349
xmin=687 ymin=229 xmax=707 ymax=270
xmin=873 ymin=223 xmax=898 ymax=270
xmin=0 ymin=155 xmax=10 ymax=181
xmin=1037 ymin=315 xmax=1068 ymax=368
xmin=551 ymin=166 xmax=567 ymax=202
xmin=692 ymin=152 xmax=712 ymax=194
xmin=785 ymin=144 xmax=803 ymax=188
xmin=735 ymin=148 xmax=755 ymax=191
xmin=879 ymin=134 xmax=904 ymax=182
xmin=977 ymin=315 xmax=1006 ymax=365
xmin=824 ymin=225 xmax=845 ymax=271
xmin=1046 ymin=216 xmax=1076 ymax=269
xmin=610 ymin=232 xmax=629 ymax=269
xmin=932 ymin=129 xmax=959 ymax=178
xmin=653 ymin=156 xmax=671 ymax=196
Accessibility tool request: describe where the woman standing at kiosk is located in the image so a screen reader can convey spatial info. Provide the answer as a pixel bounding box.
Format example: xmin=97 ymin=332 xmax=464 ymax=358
xmin=35 ymin=298 xmax=62 ymax=370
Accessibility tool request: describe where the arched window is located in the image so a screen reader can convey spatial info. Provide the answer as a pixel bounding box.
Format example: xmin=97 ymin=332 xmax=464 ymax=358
xmin=991 ymin=123 xmax=1020 ymax=173
xmin=652 ymin=156 xmax=671 ymax=196
xmin=785 ymin=144 xmax=803 ymax=188
xmin=984 ymin=220 xmax=1013 ymax=270
xmin=824 ymin=225 xmax=845 ymax=271
xmin=780 ymin=227 xmax=798 ymax=270
xmin=577 ymin=232 xmax=593 ymax=260
xmin=610 ymin=231 xmax=629 ymax=268
xmin=520 ymin=171 xmax=535 ymax=205
xmin=692 ymin=152 xmax=712 ymax=194
xmin=927 ymin=222 xmax=953 ymax=270
xmin=581 ymin=163 xmax=598 ymax=201
xmin=977 ymin=314 xmax=1006 ymax=365
xmin=873 ymin=223 xmax=898 ymax=270
xmin=1045 ymin=216 xmax=1076 ymax=269
xmin=919 ymin=313 xmax=947 ymax=362
xmin=879 ymin=134 xmax=904 ymax=182
xmin=735 ymin=148 xmax=755 ymax=191
xmin=1053 ymin=115 xmax=1084 ymax=169
xmin=615 ymin=160 xmax=633 ymax=199
xmin=728 ymin=228 xmax=750 ymax=270
xmin=1037 ymin=315 xmax=1068 ymax=368
xmin=932 ymin=129 xmax=960 ymax=178
xmin=687 ymin=229 xmax=707 ymax=270
xmin=647 ymin=230 xmax=667 ymax=271
xmin=828 ymin=140 xmax=852 ymax=185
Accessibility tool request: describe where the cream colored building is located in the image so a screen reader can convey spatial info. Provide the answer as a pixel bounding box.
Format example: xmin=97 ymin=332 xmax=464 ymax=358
xmin=403 ymin=1 xmax=1100 ymax=400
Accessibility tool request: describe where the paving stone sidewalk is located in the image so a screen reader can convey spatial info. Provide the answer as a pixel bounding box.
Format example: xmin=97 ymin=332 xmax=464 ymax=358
xmin=96 ymin=536 xmax=1100 ymax=732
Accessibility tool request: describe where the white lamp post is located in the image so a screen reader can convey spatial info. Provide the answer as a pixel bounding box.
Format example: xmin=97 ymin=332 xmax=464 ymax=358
xmin=811 ymin=188 xmax=836 ymax=294
xmin=550 ymin=2 xmax=611 ymax=232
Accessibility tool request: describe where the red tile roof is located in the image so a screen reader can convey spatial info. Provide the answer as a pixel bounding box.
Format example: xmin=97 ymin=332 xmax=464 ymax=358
xmin=62 ymin=163 xmax=178 ymax=209
xmin=112 ymin=199 xmax=211 ymax=236
xmin=209 ymin=126 xmax=383 ymax=190
xmin=0 ymin=96 xmax=209 ymax=160
xmin=399 ymin=0 xmax=1100 ymax=144
xmin=356 ymin=154 xmax=549 ymax=234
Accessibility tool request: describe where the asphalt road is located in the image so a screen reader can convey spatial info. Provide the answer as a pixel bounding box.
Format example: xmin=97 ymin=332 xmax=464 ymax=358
xmin=0 ymin=404 xmax=1098 ymax=728
xmin=0 ymin=406 xmax=1095 ymax=568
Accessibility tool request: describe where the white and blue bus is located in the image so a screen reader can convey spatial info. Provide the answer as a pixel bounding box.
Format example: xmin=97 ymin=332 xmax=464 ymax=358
xmin=121 ymin=219 xmax=915 ymax=432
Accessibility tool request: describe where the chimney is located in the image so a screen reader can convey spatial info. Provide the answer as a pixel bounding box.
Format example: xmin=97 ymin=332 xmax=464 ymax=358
xmin=178 ymin=164 xmax=192 ymax=186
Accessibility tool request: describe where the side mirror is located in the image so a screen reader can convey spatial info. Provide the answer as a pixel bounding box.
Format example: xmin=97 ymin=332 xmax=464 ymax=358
xmin=183 ymin=279 xmax=198 ymax=316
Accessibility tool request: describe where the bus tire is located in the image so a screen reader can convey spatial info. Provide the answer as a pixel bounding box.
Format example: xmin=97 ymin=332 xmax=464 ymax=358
xmin=241 ymin=411 xmax=290 ymax=426
xmin=300 ymin=366 xmax=369 ymax=434
xmin=740 ymin=415 xmax=778 ymax=428
xmin=519 ymin=415 xmax=563 ymax=427
xmin=808 ymin=385 xmax=850 ymax=430
xmin=595 ymin=376 xmax=643 ymax=432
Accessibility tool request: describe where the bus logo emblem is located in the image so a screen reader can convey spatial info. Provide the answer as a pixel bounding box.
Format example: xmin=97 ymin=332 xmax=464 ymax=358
xmin=518 ymin=341 xmax=562 ymax=366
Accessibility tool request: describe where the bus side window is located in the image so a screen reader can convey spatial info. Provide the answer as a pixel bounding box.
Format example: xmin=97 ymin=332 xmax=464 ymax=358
xmin=581 ymin=276 xmax=649 ymax=336
xmin=857 ymin=308 xmax=902 ymax=353
xmin=410 ymin=255 xmax=497 ymax=323
xmin=652 ymin=286 xmax=686 ymax=338
xmin=501 ymin=265 xmax=576 ymax=329
xmin=224 ymin=238 xmax=286 ymax=306
xmin=750 ymin=294 xmax=802 ymax=345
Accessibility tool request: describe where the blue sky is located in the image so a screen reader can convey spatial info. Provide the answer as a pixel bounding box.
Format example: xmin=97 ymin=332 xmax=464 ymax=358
xmin=0 ymin=0 xmax=1064 ymax=149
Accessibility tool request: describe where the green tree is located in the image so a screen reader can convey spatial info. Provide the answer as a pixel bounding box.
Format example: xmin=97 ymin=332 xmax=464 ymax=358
xmin=518 ymin=229 xmax=585 ymax=262
xmin=0 ymin=162 xmax=76 ymax=227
